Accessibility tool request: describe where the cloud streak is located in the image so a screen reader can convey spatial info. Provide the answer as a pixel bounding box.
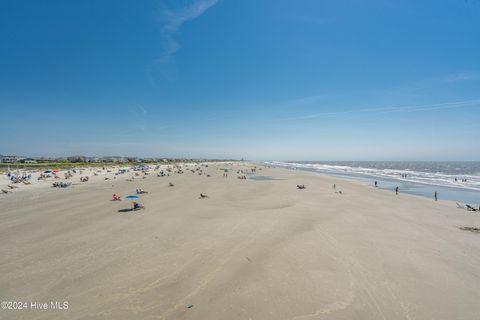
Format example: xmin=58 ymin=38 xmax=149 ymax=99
xmin=444 ymin=72 xmax=480 ymax=83
xmin=281 ymin=99 xmax=480 ymax=121
xmin=156 ymin=0 xmax=218 ymax=63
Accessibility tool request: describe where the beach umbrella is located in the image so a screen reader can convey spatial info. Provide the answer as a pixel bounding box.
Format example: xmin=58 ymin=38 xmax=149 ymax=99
xmin=126 ymin=195 xmax=139 ymax=210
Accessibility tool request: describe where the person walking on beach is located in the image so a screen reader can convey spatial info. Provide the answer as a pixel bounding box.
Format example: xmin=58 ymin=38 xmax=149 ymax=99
xmin=395 ymin=186 xmax=399 ymax=195
xmin=333 ymin=184 xmax=336 ymax=191
xmin=434 ymin=191 xmax=438 ymax=201
xmin=374 ymin=181 xmax=378 ymax=188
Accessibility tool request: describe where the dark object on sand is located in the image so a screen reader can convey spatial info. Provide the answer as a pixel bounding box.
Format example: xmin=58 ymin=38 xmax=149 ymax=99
xmin=459 ymin=227 xmax=480 ymax=233
xmin=168 ymin=182 xmax=174 ymax=187
xmin=297 ymin=184 xmax=306 ymax=189
xmin=52 ymin=181 xmax=71 ymax=188
xmin=199 ymin=193 xmax=209 ymax=199
xmin=187 ymin=304 xmax=194 ymax=309
xmin=466 ymin=204 xmax=478 ymax=212
xmin=133 ymin=202 xmax=145 ymax=210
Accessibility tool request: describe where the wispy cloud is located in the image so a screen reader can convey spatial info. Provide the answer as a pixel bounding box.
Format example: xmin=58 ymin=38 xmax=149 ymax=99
xmin=281 ymin=99 xmax=480 ymax=121
xmin=155 ymin=0 xmax=218 ymax=63
xmin=444 ymin=72 xmax=480 ymax=83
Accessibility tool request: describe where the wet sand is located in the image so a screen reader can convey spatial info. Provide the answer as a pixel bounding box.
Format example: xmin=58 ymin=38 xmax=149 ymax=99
xmin=1 ymin=163 xmax=480 ymax=319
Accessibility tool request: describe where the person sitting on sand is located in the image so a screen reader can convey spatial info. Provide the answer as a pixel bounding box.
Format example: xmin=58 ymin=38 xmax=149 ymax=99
xmin=199 ymin=193 xmax=209 ymax=199
xmin=297 ymin=184 xmax=306 ymax=189
xmin=136 ymin=188 xmax=148 ymax=194
xmin=168 ymin=182 xmax=174 ymax=187
xmin=133 ymin=202 xmax=145 ymax=210
xmin=112 ymin=194 xmax=121 ymax=201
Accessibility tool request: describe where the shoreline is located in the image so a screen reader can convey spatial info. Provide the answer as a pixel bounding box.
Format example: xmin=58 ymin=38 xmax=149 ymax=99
xmin=262 ymin=161 xmax=480 ymax=205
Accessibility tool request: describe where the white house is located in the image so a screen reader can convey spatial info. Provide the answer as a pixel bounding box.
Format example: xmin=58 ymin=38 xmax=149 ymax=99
xmin=0 ymin=155 xmax=24 ymax=163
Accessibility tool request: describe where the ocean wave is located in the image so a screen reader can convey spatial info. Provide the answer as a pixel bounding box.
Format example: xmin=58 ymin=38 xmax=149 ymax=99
xmin=264 ymin=161 xmax=480 ymax=192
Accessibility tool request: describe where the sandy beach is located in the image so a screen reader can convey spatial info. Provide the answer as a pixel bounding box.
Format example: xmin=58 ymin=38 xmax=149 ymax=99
xmin=1 ymin=162 xmax=480 ymax=320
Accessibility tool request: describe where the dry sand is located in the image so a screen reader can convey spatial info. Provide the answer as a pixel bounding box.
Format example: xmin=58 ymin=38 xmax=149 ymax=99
xmin=1 ymin=163 xmax=480 ymax=320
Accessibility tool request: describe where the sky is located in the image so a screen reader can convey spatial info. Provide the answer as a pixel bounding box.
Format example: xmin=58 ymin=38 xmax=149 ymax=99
xmin=1 ymin=0 xmax=480 ymax=160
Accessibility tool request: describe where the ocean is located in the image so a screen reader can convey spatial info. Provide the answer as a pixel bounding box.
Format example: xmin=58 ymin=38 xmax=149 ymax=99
xmin=263 ymin=161 xmax=480 ymax=205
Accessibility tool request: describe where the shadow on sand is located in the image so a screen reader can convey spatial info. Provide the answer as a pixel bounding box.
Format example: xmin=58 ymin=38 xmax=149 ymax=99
xmin=118 ymin=208 xmax=134 ymax=213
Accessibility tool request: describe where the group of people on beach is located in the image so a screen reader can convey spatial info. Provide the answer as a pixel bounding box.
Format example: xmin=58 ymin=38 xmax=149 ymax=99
xmin=52 ymin=181 xmax=71 ymax=188
xmin=108 ymin=163 xmax=222 ymax=212
xmin=6 ymin=172 xmax=32 ymax=184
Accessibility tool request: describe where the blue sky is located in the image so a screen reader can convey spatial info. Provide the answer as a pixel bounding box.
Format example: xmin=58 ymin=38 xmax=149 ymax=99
xmin=1 ymin=0 xmax=479 ymax=160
